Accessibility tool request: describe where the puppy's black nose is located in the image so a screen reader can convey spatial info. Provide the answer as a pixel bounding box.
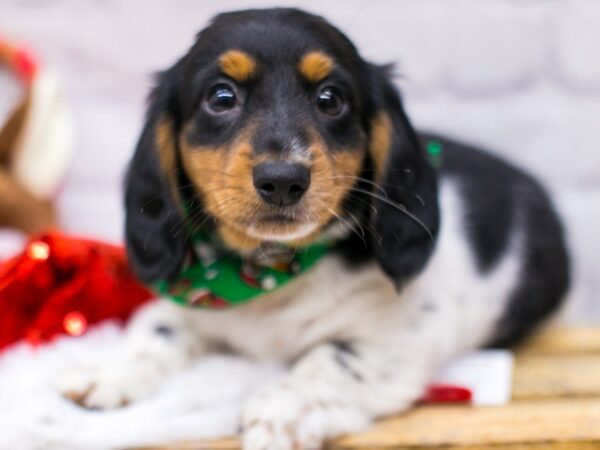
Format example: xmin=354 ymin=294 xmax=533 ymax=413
xmin=253 ymin=162 xmax=310 ymax=207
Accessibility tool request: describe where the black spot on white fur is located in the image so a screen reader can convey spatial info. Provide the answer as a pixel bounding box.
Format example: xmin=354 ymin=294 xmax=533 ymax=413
xmin=333 ymin=351 xmax=364 ymax=382
xmin=332 ymin=340 xmax=358 ymax=356
xmin=154 ymin=324 xmax=175 ymax=338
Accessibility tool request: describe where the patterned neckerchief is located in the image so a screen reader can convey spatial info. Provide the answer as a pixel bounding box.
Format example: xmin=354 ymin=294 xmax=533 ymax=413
xmin=153 ymin=229 xmax=329 ymax=309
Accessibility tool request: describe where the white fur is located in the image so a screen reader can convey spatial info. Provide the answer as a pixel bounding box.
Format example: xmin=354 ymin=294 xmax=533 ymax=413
xmin=246 ymin=222 xmax=319 ymax=242
xmin=59 ymin=179 xmax=522 ymax=449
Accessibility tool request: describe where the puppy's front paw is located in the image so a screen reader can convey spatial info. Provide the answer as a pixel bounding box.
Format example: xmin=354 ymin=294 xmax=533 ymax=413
xmin=57 ymin=359 xmax=163 ymax=410
xmin=241 ymin=382 xmax=368 ymax=450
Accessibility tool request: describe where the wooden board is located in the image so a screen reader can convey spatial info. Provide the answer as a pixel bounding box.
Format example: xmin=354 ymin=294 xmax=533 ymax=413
xmin=140 ymin=400 xmax=600 ymax=450
xmin=517 ymin=326 xmax=600 ymax=355
xmin=513 ymin=354 xmax=600 ymax=399
xmin=335 ymin=399 xmax=600 ymax=450
xmin=136 ymin=327 xmax=600 ymax=450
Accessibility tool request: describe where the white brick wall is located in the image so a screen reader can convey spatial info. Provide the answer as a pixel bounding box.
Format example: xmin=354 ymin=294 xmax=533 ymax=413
xmin=1 ymin=0 xmax=598 ymax=318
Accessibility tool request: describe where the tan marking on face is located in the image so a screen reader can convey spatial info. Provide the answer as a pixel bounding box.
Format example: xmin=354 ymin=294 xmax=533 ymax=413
xmin=179 ymin=121 xmax=365 ymax=250
xmin=282 ymin=130 xmax=365 ymax=248
xmin=155 ymin=118 xmax=176 ymax=183
xmin=369 ymin=112 xmax=392 ymax=181
xmin=218 ymin=223 xmax=262 ymax=251
xmin=179 ymin=124 xmax=264 ymax=251
xmin=218 ymin=50 xmax=257 ymax=82
xmin=154 ymin=117 xmax=184 ymax=207
xmin=298 ymin=51 xmax=334 ymax=83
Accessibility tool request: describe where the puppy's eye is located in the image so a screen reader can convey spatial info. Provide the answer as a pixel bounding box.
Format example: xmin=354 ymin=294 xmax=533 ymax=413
xmin=316 ymin=86 xmax=346 ymax=117
xmin=206 ymin=84 xmax=238 ymax=113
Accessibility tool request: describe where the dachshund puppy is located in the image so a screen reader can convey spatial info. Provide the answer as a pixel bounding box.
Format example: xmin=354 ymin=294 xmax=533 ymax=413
xmin=61 ymin=8 xmax=570 ymax=450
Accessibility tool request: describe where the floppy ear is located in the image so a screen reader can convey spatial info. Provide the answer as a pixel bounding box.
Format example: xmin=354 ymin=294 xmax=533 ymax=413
xmin=124 ymin=67 xmax=187 ymax=284
xmin=367 ymin=65 xmax=440 ymax=288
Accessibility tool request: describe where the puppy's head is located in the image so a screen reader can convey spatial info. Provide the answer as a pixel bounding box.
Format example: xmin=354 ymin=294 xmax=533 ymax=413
xmin=125 ymin=8 xmax=439 ymax=284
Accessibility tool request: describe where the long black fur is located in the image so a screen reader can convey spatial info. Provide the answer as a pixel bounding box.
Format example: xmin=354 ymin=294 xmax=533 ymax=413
xmin=124 ymin=67 xmax=187 ymax=283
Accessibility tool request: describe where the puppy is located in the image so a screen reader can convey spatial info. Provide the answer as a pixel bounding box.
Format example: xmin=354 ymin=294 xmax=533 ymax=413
xmin=61 ymin=8 xmax=570 ymax=450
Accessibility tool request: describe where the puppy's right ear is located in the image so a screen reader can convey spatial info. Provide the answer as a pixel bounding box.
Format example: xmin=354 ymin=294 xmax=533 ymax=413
xmin=124 ymin=66 xmax=187 ymax=283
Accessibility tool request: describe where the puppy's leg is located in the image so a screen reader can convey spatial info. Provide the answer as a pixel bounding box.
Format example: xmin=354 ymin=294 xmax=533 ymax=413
xmin=241 ymin=299 xmax=489 ymax=450
xmin=59 ymin=300 xmax=205 ymax=409
xmin=241 ymin=341 xmax=426 ymax=450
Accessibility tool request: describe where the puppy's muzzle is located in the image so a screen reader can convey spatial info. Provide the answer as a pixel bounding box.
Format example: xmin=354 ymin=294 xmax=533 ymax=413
xmin=252 ymin=162 xmax=310 ymax=207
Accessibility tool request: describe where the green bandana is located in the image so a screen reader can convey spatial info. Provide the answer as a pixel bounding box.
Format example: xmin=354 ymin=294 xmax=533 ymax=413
xmin=154 ymin=230 xmax=329 ymax=309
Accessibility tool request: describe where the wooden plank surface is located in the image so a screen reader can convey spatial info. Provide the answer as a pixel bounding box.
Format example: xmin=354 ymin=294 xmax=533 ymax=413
xmin=156 ymin=442 xmax=600 ymax=450
xmin=513 ymin=354 xmax=600 ymax=399
xmin=335 ymin=399 xmax=600 ymax=449
xmin=142 ymin=440 xmax=237 ymax=450
xmin=517 ymin=326 xmax=600 ymax=355
xmin=136 ymin=327 xmax=600 ymax=450
xmin=142 ymin=400 xmax=600 ymax=450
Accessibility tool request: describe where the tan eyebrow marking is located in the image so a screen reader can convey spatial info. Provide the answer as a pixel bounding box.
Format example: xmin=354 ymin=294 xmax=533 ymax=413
xmin=369 ymin=112 xmax=392 ymax=181
xmin=218 ymin=50 xmax=257 ymax=82
xmin=298 ymin=51 xmax=334 ymax=83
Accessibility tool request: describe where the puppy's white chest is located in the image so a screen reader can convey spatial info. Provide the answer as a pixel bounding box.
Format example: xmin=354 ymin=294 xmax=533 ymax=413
xmin=189 ymin=257 xmax=396 ymax=361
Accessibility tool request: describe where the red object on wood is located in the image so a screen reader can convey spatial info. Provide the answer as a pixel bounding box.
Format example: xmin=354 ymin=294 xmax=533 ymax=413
xmin=0 ymin=231 xmax=154 ymax=351
xmin=422 ymin=384 xmax=473 ymax=404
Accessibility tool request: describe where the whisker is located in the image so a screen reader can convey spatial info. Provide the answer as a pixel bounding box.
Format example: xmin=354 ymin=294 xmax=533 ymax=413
xmin=347 ymin=187 xmax=433 ymax=240
xmin=140 ymin=185 xmax=247 ymax=212
xmin=310 ymin=198 xmax=368 ymax=247
xmin=331 ymin=174 xmax=425 ymax=206
xmin=337 ymin=197 xmax=383 ymax=244
xmin=333 ymin=209 xmax=367 ymax=246
xmin=330 ymin=175 xmax=388 ymax=198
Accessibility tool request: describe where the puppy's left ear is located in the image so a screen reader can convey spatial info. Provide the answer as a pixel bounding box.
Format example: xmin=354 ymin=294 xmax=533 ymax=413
xmin=366 ymin=64 xmax=440 ymax=287
xmin=124 ymin=65 xmax=187 ymax=284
